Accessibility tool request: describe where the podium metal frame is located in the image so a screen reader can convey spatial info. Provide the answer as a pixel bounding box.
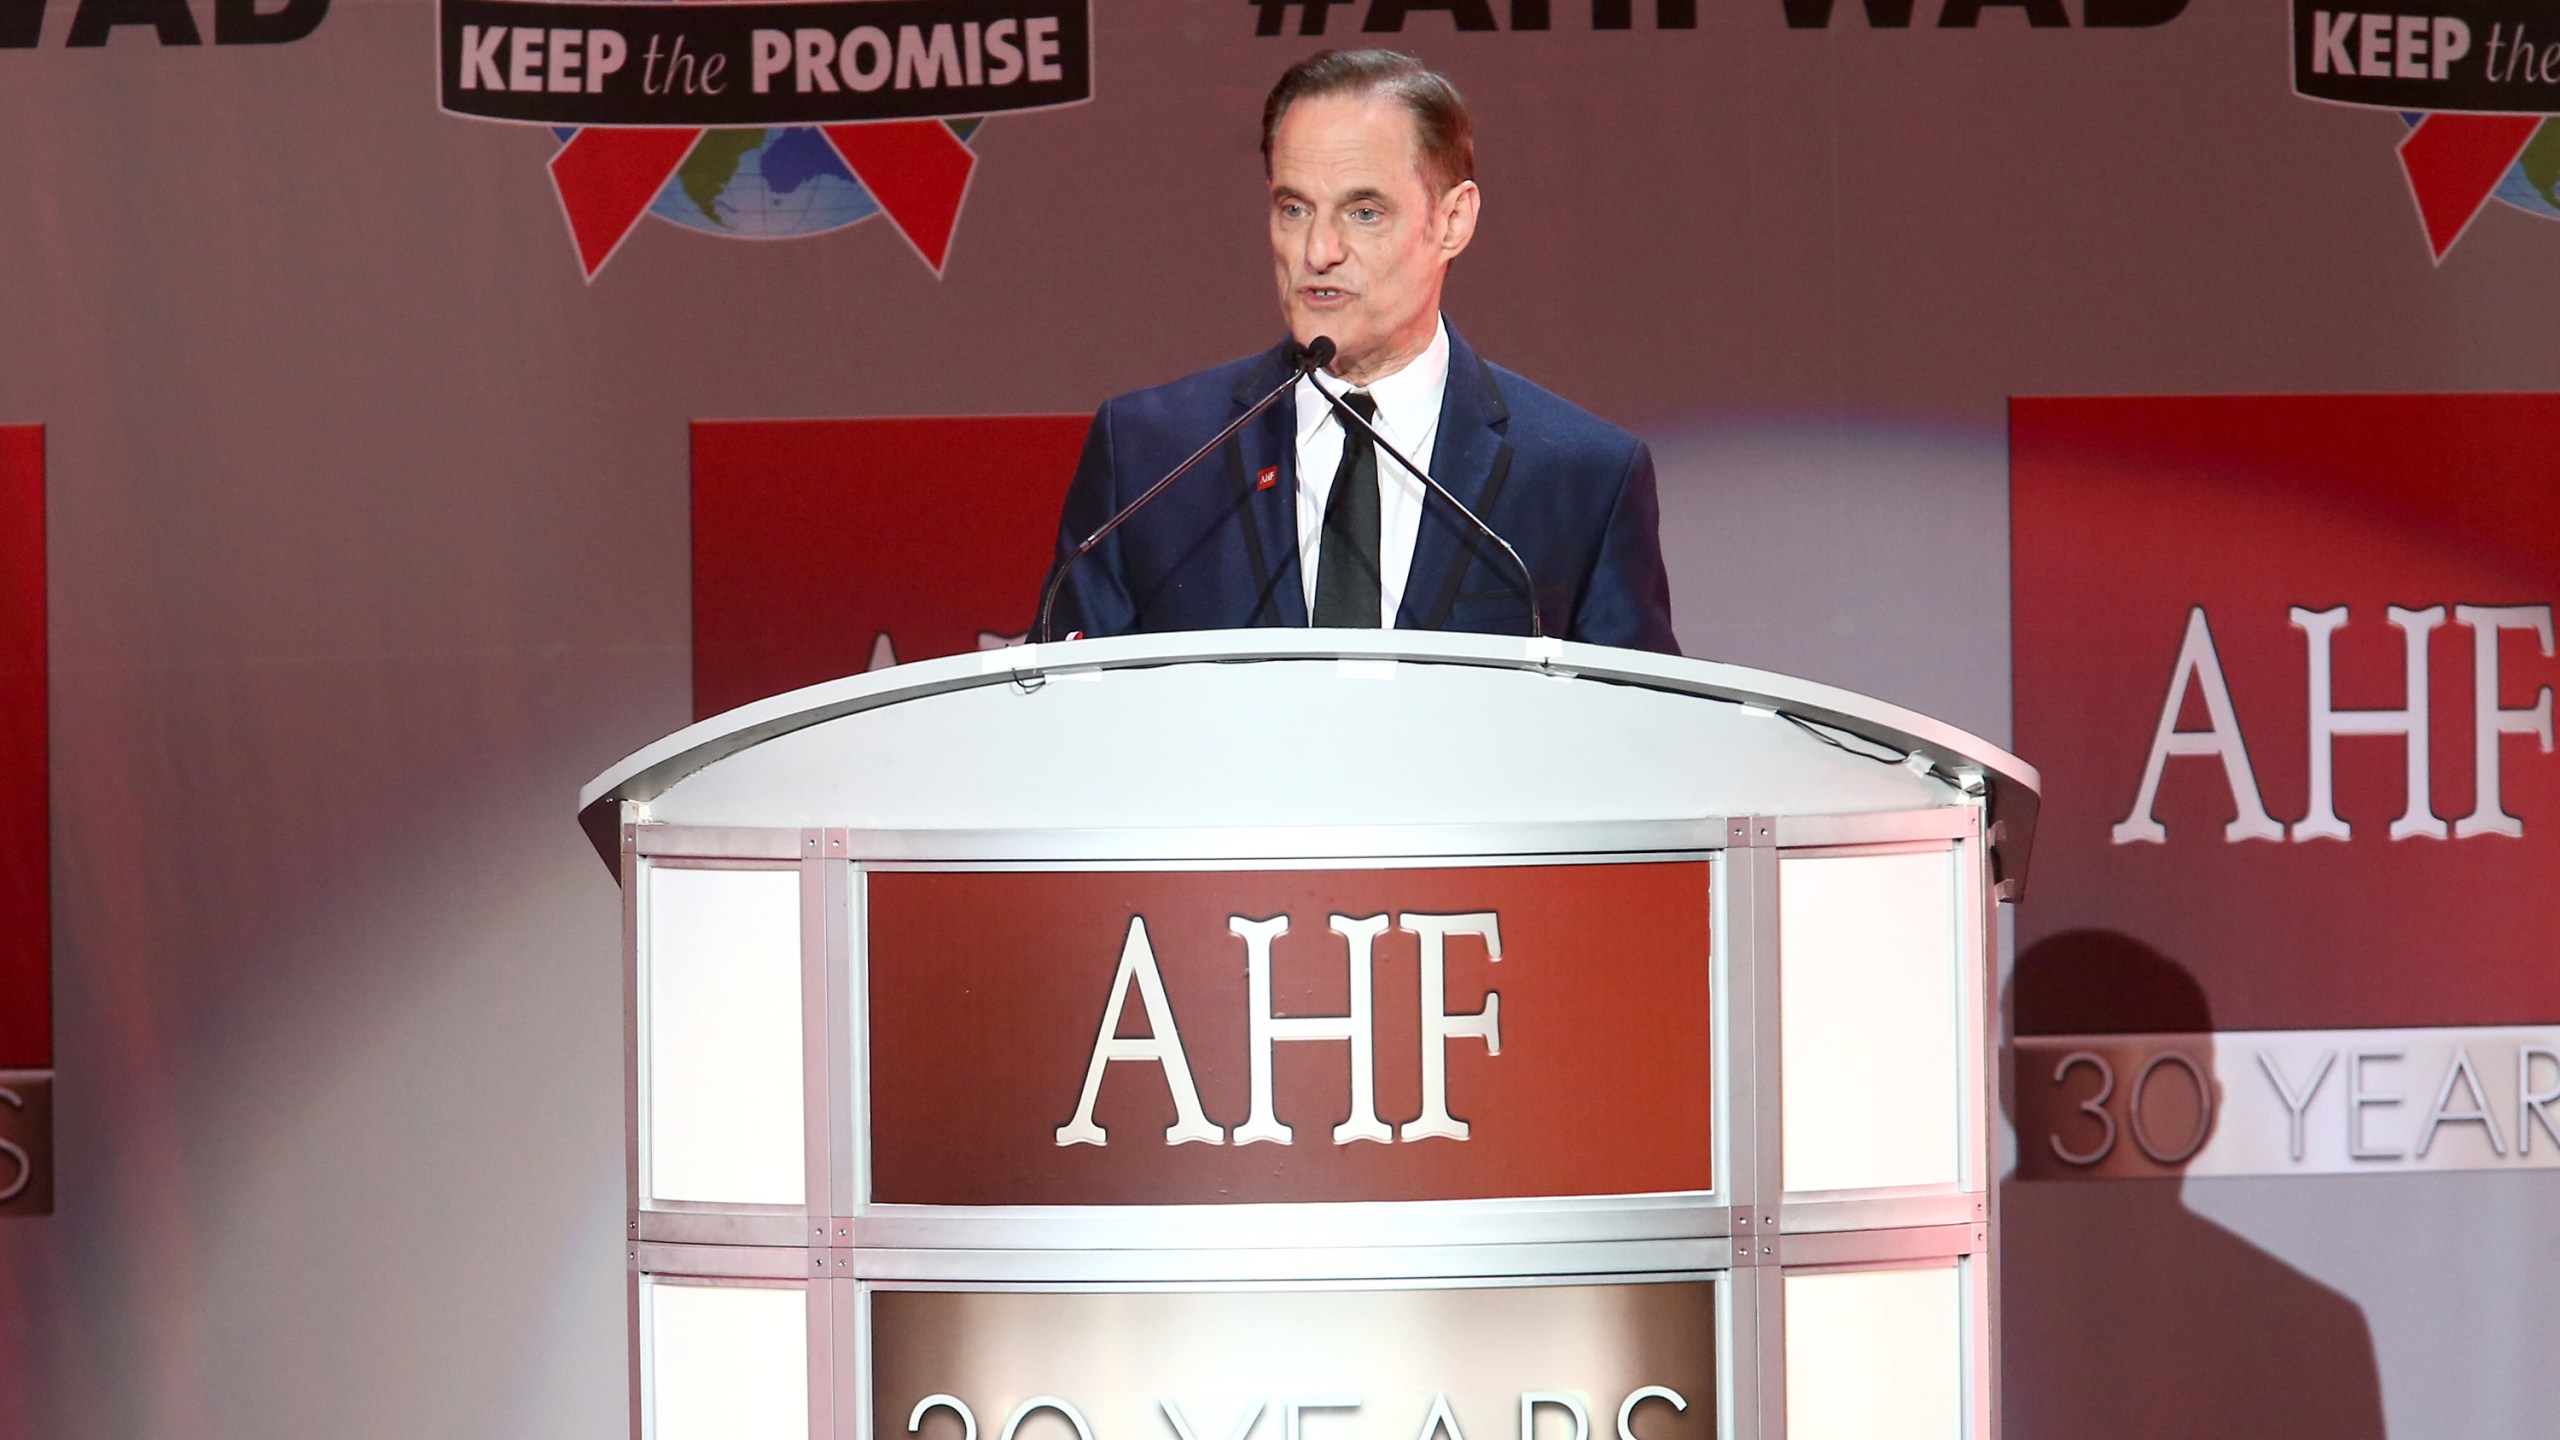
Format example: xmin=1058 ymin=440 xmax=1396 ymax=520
xmin=585 ymin=632 xmax=2038 ymax=1440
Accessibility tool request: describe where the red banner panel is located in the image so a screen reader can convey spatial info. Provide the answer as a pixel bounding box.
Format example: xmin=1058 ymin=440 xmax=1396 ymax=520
xmin=689 ymin=414 xmax=1087 ymax=720
xmin=865 ymin=862 xmax=1714 ymax=1205
xmin=0 ymin=427 xmax=42 ymax=1070
xmin=2012 ymin=395 xmax=2560 ymax=1034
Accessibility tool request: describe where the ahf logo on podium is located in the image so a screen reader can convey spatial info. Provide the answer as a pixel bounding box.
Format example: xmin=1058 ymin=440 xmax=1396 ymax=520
xmin=863 ymin=863 xmax=1715 ymax=1206
xmin=1055 ymin=911 xmax=1507 ymax=1149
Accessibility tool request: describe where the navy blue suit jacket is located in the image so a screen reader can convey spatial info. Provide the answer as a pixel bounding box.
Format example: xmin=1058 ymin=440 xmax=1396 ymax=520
xmin=1042 ymin=325 xmax=1680 ymax=654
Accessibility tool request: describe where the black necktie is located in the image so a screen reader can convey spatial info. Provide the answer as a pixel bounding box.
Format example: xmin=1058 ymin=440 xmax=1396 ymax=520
xmin=1313 ymin=392 xmax=1381 ymax=628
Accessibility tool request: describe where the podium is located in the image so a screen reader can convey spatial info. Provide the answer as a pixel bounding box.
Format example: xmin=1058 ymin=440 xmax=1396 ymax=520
xmin=579 ymin=631 xmax=2039 ymax=1440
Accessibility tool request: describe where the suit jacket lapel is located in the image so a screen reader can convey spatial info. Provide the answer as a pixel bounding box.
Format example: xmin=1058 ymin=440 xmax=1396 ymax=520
xmin=1228 ymin=345 xmax=1307 ymax=627
xmin=1397 ymin=324 xmax=1513 ymax=631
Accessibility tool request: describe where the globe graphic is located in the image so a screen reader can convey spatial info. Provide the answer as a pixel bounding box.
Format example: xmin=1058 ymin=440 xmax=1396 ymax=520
xmin=579 ymin=120 xmax=984 ymax=241
xmin=647 ymin=127 xmax=878 ymax=239
xmin=2492 ymin=118 xmax=2560 ymax=222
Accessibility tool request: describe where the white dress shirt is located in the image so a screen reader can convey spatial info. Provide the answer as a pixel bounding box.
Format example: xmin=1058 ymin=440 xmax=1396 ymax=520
xmin=1293 ymin=315 xmax=1449 ymax=626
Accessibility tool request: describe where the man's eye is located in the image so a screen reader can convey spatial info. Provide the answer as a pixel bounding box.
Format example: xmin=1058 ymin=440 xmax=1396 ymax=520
xmin=1350 ymin=207 xmax=1382 ymax=223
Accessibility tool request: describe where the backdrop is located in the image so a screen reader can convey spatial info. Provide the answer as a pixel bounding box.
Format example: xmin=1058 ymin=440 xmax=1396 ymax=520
xmin=2 ymin=2 xmax=2557 ymax=1436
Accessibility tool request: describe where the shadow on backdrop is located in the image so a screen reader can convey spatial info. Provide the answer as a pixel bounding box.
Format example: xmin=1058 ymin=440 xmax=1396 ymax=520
xmin=2002 ymin=930 xmax=2385 ymax=1439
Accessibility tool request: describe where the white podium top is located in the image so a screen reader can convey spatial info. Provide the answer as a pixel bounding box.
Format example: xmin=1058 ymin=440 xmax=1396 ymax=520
xmin=581 ymin=631 xmax=2038 ymax=885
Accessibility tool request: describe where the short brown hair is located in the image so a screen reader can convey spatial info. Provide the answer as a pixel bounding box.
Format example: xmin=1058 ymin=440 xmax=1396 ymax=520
xmin=1261 ymin=50 xmax=1476 ymax=196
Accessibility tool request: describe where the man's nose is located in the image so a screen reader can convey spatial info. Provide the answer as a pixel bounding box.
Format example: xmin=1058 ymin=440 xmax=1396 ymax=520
xmin=1302 ymin=215 xmax=1347 ymax=271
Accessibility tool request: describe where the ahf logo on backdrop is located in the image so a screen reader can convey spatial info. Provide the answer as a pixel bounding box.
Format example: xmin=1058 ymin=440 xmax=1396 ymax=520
xmin=437 ymin=0 xmax=1091 ymax=279
xmin=2293 ymin=0 xmax=2560 ymax=259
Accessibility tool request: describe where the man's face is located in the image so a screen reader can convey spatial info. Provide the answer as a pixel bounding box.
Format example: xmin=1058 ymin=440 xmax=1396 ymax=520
xmin=1268 ymin=92 xmax=1478 ymax=385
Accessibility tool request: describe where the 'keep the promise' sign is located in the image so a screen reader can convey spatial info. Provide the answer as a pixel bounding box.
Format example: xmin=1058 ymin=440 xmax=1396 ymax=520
xmin=438 ymin=0 xmax=1090 ymax=127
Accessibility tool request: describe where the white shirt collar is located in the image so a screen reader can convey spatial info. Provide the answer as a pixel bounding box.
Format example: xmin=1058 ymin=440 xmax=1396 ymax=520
xmin=1293 ymin=315 xmax=1451 ymax=452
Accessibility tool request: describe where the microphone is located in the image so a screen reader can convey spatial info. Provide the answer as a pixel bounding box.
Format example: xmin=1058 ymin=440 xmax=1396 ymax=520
xmin=1036 ymin=337 xmax=1335 ymax=645
xmin=1303 ymin=365 xmax=1546 ymax=640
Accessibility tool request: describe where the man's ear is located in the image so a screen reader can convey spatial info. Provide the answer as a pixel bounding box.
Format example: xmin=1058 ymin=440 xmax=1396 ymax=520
xmin=1439 ymin=179 xmax=1480 ymax=261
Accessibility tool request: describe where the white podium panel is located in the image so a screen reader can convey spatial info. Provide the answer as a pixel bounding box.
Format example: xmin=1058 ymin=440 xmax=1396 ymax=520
xmin=643 ymin=1279 xmax=813 ymax=1440
xmin=584 ymin=633 xmax=2038 ymax=1440
xmin=1784 ymin=1266 xmax=1967 ymax=1440
xmin=642 ymin=864 xmax=805 ymax=1208
xmin=1779 ymin=850 xmax=1964 ymax=1196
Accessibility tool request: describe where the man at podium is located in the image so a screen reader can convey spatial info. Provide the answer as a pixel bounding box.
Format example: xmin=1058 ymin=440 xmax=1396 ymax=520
xmin=1040 ymin=49 xmax=1680 ymax=655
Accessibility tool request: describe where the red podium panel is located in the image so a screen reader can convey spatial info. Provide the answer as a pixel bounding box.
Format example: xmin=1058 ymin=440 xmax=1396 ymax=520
xmin=866 ymin=862 xmax=1715 ymax=1206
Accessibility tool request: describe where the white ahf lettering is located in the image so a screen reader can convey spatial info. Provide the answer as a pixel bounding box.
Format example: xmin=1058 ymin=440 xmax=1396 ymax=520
xmin=2115 ymin=602 xmax=2554 ymax=845
xmin=1054 ymin=917 xmax=1224 ymax=1147
xmin=2292 ymin=603 xmax=2446 ymax=841
xmin=2452 ymin=605 xmax=2556 ymax=838
xmin=1401 ymin=912 xmax=1503 ymax=1142
xmin=1234 ymin=914 xmax=1392 ymax=1146
xmin=2112 ymin=606 xmax=2284 ymax=844
xmin=1055 ymin=910 xmax=1508 ymax=1148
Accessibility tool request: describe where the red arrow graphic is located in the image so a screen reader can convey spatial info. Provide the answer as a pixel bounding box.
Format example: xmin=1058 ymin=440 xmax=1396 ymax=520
xmin=2396 ymin=113 xmax=2542 ymax=263
xmin=823 ymin=120 xmax=978 ymax=274
xmin=548 ymin=128 xmax=701 ymax=280
xmin=547 ymin=121 xmax=979 ymax=281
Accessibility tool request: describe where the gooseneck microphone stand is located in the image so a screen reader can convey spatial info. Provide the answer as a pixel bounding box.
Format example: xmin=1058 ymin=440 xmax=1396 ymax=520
xmin=1300 ymin=366 xmax=1546 ymax=640
xmin=1036 ymin=337 xmax=1336 ymax=646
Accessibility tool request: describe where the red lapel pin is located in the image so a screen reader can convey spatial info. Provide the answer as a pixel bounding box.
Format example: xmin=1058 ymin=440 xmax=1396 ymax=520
xmin=1256 ymin=466 xmax=1279 ymax=491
